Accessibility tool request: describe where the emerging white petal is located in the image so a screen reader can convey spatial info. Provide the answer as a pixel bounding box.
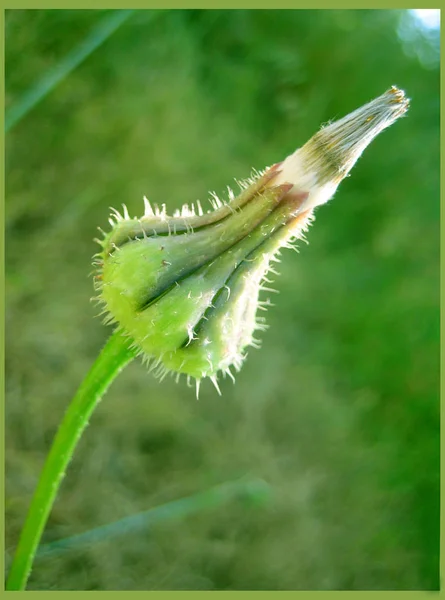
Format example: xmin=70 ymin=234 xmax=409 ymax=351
xmin=273 ymin=86 xmax=410 ymax=212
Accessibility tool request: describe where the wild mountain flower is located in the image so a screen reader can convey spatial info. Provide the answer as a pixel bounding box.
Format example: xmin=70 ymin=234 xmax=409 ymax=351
xmin=7 ymin=87 xmax=410 ymax=591
xmin=94 ymin=86 xmax=409 ymax=396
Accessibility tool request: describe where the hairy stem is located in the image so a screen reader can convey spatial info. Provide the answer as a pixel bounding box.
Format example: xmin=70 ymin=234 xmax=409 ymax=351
xmin=6 ymin=330 xmax=136 ymax=590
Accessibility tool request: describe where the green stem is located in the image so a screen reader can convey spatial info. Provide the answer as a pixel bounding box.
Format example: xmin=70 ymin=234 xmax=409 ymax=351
xmin=6 ymin=330 xmax=137 ymax=590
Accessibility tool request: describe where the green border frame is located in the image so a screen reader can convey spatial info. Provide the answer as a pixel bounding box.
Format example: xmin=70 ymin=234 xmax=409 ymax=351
xmin=2 ymin=2 xmax=442 ymax=8
xmin=2 ymin=3 xmax=442 ymax=597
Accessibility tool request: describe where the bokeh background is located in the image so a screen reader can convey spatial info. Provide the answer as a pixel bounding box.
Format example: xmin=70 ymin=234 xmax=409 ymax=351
xmin=5 ymin=9 xmax=440 ymax=591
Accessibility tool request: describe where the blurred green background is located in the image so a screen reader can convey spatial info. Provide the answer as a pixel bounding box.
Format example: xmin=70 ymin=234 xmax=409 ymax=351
xmin=5 ymin=9 xmax=439 ymax=591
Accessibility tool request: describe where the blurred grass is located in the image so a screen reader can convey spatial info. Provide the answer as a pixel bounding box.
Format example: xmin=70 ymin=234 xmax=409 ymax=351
xmin=5 ymin=10 xmax=135 ymax=132
xmin=5 ymin=9 xmax=439 ymax=590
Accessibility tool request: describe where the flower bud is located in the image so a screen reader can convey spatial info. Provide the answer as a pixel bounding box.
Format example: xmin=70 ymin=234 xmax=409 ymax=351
xmin=94 ymin=87 xmax=409 ymax=395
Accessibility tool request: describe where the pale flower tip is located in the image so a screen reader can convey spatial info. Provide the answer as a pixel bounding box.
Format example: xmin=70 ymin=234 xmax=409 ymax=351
xmin=387 ymin=85 xmax=410 ymax=110
xmin=272 ymin=86 xmax=410 ymax=213
xmin=306 ymin=85 xmax=411 ymax=186
xmin=369 ymin=85 xmax=410 ymax=123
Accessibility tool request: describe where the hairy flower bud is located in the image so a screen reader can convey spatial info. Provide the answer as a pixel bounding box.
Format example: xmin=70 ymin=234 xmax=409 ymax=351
xmin=94 ymin=87 xmax=409 ymax=395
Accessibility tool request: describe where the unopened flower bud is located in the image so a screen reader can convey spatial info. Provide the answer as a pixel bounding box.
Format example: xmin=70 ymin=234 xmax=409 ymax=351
xmin=94 ymin=87 xmax=409 ymax=395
